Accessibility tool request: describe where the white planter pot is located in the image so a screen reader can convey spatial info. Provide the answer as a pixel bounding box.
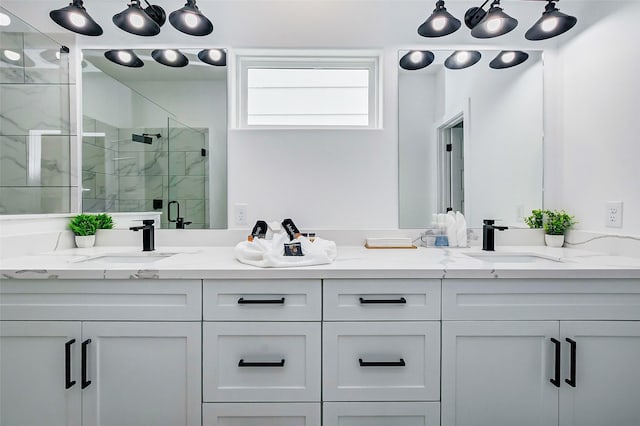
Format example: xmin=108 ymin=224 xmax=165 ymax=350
xmin=544 ymin=234 xmax=564 ymax=248
xmin=75 ymin=235 xmax=96 ymax=248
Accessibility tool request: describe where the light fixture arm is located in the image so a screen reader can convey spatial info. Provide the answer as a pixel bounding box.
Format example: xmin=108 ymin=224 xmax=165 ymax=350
xmin=464 ymin=0 xmax=491 ymax=29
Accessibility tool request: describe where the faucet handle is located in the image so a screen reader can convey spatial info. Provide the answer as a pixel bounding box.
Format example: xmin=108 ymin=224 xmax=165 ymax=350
xmin=142 ymin=219 xmax=155 ymax=226
xmin=483 ymin=219 xmax=496 ymax=226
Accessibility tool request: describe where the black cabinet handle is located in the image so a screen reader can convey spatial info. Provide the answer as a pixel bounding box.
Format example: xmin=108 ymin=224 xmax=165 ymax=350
xmin=65 ymin=339 xmax=76 ymax=389
xmin=565 ymin=338 xmax=577 ymax=388
xmin=550 ymin=338 xmax=561 ymax=388
xmin=359 ymin=297 xmax=407 ymax=304
xmin=358 ymin=358 xmax=406 ymax=367
xmin=81 ymin=339 xmax=92 ymax=389
xmin=238 ymin=359 xmax=285 ymax=367
xmin=238 ymin=297 xmax=285 ymax=305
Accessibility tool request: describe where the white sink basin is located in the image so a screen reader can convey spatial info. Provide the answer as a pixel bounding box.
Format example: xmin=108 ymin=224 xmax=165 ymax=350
xmin=464 ymin=252 xmax=562 ymax=264
xmin=75 ymin=252 xmax=177 ymax=264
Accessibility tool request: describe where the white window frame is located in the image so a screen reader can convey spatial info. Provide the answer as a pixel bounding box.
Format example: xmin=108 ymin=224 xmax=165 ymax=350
xmin=234 ymin=51 xmax=382 ymax=129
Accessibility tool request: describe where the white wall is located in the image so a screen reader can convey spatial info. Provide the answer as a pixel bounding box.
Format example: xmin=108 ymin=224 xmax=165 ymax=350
xmin=545 ymin=1 xmax=640 ymax=235
xmin=82 ymin=73 xmax=134 ymax=129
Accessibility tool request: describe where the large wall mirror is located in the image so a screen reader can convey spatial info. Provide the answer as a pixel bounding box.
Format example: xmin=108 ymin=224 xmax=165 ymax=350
xmin=399 ymin=49 xmax=543 ymax=228
xmin=81 ymin=49 xmax=227 ymax=229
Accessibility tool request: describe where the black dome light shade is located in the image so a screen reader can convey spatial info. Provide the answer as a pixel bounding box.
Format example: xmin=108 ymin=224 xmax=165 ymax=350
xmin=105 ymin=49 xmax=144 ymax=68
xmin=113 ymin=0 xmax=166 ymax=36
xmin=198 ymin=49 xmax=226 ymax=66
xmin=470 ymin=0 xmax=518 ymax=38
xmin=525 ymin=1 xmax=577 ymax=41
xmin=152 ymin=49 xmax=189 ymax=67
xmin=169 ymin=0 xmax=213 ymax=36
xmin=399 ymin=50 xmax=435 ymax=70
xmin=444 ymin=50 xmax=482 ymax=70
xmin=50 ymin=0 xmax=103 ymax=36
xmin=418 ymin=0 xmax=461 ymax=38
xmin=489 ymin=51 xmax=529 ymax=69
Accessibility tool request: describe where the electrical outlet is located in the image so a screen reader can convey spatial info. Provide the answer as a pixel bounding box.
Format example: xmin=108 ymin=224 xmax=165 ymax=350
xmin=606 ymin=201 xmax=623 ymax=228
xmin=234 ymin=203 xmax=248 ymax=226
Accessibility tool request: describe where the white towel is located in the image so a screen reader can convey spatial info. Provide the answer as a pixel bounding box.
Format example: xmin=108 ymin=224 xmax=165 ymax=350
xmin=235 ymin=231 xmax=337 ymax=268
xmin=446 ymin=211 xmax=458 ymax=247
xmin=455 ymin=211 xmax=468 ymax=247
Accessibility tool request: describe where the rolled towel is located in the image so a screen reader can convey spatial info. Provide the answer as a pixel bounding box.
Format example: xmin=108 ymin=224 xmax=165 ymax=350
xmin=455 ymin=211 xmax=468 ymax=247
xmin=446 ymin=211 xmax=458 ymax=247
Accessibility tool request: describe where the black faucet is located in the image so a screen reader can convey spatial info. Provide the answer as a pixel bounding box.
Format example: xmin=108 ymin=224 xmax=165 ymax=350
xmin=482 ymin=219 xmax=508 ymax=251
xmin=168 ymin=201 xmax=192 ymax=229
xmin=129 ymin=219 xmax=155 ymax=252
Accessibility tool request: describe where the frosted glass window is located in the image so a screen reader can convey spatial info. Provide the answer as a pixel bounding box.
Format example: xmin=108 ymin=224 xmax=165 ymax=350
xmin=247 ymin=68 xmax=370 ymax=126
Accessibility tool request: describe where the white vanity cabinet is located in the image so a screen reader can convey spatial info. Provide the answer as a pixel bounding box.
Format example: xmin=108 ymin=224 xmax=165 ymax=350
xmin=322 ymin=279 xmax=441 ymax=426
xmin=202 ymin=279 xmax=322 ymax=426
xmin=0 ymin=279 xmax=202 ymax=426
xmin=441 ymin=279 xmax=640 ymax=426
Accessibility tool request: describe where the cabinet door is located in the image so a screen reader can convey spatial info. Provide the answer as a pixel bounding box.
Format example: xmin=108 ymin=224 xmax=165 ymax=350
xmin=560 ymin=321 xmax=640 ymax=426
xmin=81 ymin=322 xmax=201 ymax=426
xmin=442 ymin=321 xmax=559 ymax=426
xmin=0 ymin=321 xmax=81 ymax=426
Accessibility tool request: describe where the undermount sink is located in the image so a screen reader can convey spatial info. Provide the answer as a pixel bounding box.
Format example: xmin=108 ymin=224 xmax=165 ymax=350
xmin=75 ymin=252 xmax=177 ymax=264
xmin=463 ymin=252 xmax=562 ymax=264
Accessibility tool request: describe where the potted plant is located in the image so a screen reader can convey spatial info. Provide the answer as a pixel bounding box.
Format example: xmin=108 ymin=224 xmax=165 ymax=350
xmin=69 ymin=214 xmax=98 ymax=248
xmin=543 ymin=210 xmax=577 ymax=247
xmin=524 ymin=209 xmax=546 ymax=229
xmin=95 ymin=213 xmax=114 ymax=230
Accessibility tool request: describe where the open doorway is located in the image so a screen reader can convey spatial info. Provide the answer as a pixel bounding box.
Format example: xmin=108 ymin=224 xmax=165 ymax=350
xmin=437 ymin=115 xmax=465 ymax=214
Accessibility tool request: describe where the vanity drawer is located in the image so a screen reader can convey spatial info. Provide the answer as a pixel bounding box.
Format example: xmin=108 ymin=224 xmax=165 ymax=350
xmin=323 ymin=279 xmax=440 ymax=321
xmin=203 ymin=280 xmax=321 ymax=321
xmin=203 ymin=322 xmax=321 ymax=402
xmin=323 ymin=322 xmax=440 ymax=401
xmin=203 ymin=403 xmax=320 ymax=426
xmin=0 ymin=279 xmax=201 ymax=321
xmin=442 ymin=279 xmax=640 ymax=320
xmin=323 ymin=402 xmax=440 ymax=426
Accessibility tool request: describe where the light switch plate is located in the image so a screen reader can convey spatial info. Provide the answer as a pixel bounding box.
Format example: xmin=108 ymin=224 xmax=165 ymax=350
xmin=606 ymin=201 xmax=623 ymax=228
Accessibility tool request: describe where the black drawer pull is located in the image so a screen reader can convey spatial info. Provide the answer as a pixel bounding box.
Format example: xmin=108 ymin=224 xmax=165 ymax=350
xmin=565 ymin=338 xmax=577 ymax=388
xmin=238 ymin=297 xmax=286 ymax=305
xmin=550 ymin=338 xmax=561 ymax=388
xmin=238 ymin=359 xmax=286 ymax=367
xmin=65 ymin=339 xmax=76 ymax=389
xmin=358 ymin=358 xmax=406 ymax=367
xmin=81 ymin=339 xmax=92 ymax=389
xmin=359 ymin=297 xmax=407 ymax=304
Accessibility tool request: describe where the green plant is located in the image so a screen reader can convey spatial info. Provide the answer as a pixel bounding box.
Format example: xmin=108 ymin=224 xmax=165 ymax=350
xmin=69 ymin=214 xmax=98 ymax=236
xmin=524 ymin=209 xmax=546 ymax=229
xmin=543 ymin=210 xmax=577 ymax=235
xmin=95 ymin=213 xmax=114 ymax=230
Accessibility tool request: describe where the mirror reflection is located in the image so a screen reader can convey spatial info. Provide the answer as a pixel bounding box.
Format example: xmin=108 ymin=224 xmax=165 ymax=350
xmin=81 ymin=49 xmax=227 ymax=229
xmin=398 ymin=49 xmax=543 ymax=228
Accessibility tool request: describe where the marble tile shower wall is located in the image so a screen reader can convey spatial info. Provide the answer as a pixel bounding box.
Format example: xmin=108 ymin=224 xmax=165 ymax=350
xmin=0 ymin=31 xmax=75 ymax=214
xmin=82 ymin=117 xmax=119 ymax=212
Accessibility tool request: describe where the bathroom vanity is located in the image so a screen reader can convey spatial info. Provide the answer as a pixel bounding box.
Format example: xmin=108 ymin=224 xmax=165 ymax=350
xmin=1 ymin=246 xmax=640 ymax=426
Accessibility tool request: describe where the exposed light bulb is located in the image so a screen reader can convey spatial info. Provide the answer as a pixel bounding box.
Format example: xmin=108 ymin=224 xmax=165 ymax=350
xmin=183 ymin=13 xmax=199 ymax=28
xmin=4 ymin=49 xmax=21 ymax=61
xmin=541 ymin=16 xmax=559 ymax=32
xmin=409 ymin=51 xmax=424 ymax=63
xmin=431 ymin=17 xmax=446 ymax=31
xmin=55 ymin=51 xmax=61 ymax=60
xmin=129 ymin=12 xmax=145 ymax=29
xmin=69 ymin=12 xmax=87 ymax=28
xmin=164 ymin=50 xmax=178 ymax=62
xmin=208 ymin=49 xmax=222 ymax=61
xmin=0 ymin=12 xmax=11 ymax=26
xmin=486 ymin=17 xmax=503 ymax=33
xmin=117 ymin=51 xmax=133 ymax=63
xmin=456 ymin=51 xmax=470 ymax=64
xmin=501 ymin=52 xmax=516 ymax=63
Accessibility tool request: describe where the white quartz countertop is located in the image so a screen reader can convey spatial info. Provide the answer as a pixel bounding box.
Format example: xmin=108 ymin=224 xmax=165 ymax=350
xmin=2 ymin=245 xmax=640 ymax=280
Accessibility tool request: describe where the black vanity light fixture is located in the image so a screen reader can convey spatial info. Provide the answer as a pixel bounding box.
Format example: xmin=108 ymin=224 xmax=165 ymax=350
xmin=399 ymin=50 xmax=435 ymax=70
xmin=198 ymin=49 xmax=226 ymax=66
xmin=444 ymin=50 xmax=482 ymax=70
xmin=105 ymin=49 xmax=144 ymax=68
xmin=468 ymin=0 xmax=518 ymax=38
xmin=489 ymin=50 xmax=529 ymax=69
xmin=113 ymin=0 xmax=166 ymax=36
xmin=152 ymin=49 xmax=189 ymax=67
xmin=169 ymin=0 xmax=214 ymax=36
xmin=525 ymin=0 xmax=577 ymax=41
xmin=417 ymin=0 xmax=461 ymax=38
xmin=50 ymin=0 xmax=103 ymax=36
